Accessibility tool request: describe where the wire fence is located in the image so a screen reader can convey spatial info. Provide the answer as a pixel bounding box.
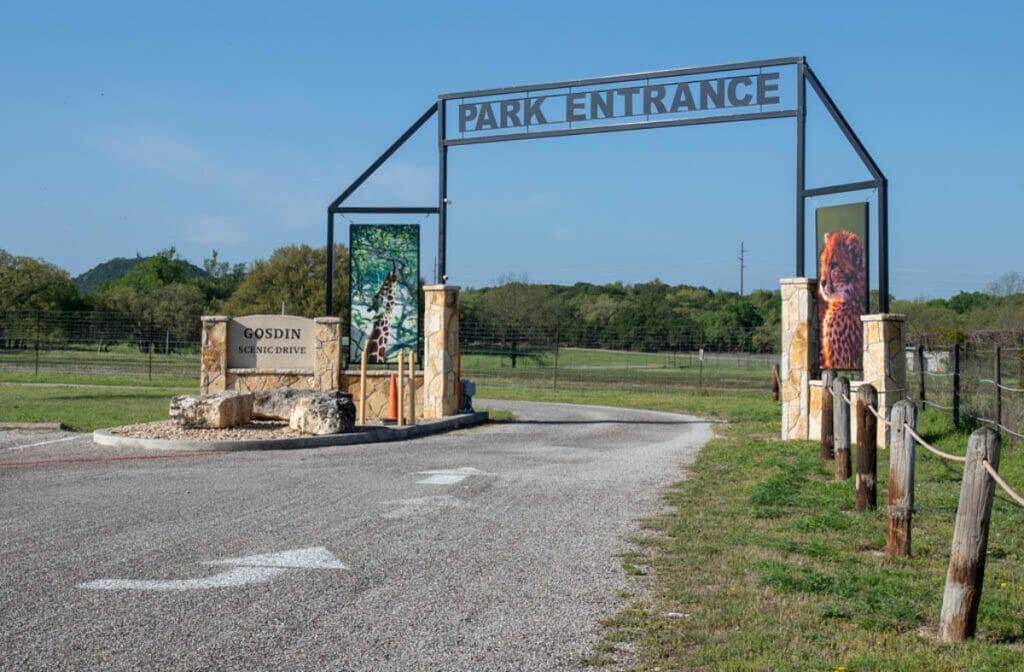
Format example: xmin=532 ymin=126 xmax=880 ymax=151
xmin=458 ymin=324 xmax=779 ymax=394
xmin=912 ymin=343 xmax=1024 ymax=444
xmin=0 ymin=310 xmax=780 ymax=393
xmin=0 ymin=310 xmax=201 ymax=381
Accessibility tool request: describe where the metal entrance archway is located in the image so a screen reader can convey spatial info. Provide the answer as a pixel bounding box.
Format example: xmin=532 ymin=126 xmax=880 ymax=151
xmin=326 ymin=56 xmax=888 ymax=314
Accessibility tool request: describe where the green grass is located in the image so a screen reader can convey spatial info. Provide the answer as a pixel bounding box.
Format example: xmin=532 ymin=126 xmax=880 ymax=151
xmin=0 ymin=383 xmax=183 ymax=431
xmin=0 ymin=371 xmax=197 ymax=388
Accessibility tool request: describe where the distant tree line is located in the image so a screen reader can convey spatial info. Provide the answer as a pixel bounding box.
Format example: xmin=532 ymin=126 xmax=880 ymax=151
xmin=2 ymin=246 xmax=1022 ymax=355
xmin=459 ymin=274 xmax=781 ymax=365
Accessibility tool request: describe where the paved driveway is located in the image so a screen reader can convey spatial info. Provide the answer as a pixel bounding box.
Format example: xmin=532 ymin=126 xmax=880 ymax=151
xmin=1 ymin=400 xmax=712 ymax=671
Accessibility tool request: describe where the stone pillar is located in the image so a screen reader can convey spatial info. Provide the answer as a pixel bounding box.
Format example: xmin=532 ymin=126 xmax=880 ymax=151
xmin=200 ymin=316 xmax=230 ymax=394
xmin=422 ymin=285 xmax=460 ymax=419
xmin=861 ymin=314 xmax=907 ymax=446
xmin=313 ymin=317 xmax=342 ymax=391
xmin=780 ymin=278 xmax=818 ymax=440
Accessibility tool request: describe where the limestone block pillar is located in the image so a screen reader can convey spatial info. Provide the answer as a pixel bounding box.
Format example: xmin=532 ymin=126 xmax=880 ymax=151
xmin=200 ymin=316 xmax=230 ymax=393
xmin=861 ymin=314 xmax=907 ymax=446
xmin=422 ymin=285 xmax=460 ymax=419
xmin=313 ymin=317 xmax=342 ymax=392
xmin=780 ymin=278 xmax=818 ymax=440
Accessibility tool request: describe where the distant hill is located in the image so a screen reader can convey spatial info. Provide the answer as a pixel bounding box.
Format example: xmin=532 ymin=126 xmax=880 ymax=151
xmin=73 ymin=255 xmax=205 ymax=293
xmin=73 ymin=257 xmax=141 ymax=293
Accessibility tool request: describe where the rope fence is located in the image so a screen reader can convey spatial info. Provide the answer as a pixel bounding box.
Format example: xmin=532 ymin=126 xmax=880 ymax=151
xmin=825 ymin=383 xmax=1023 ymax=642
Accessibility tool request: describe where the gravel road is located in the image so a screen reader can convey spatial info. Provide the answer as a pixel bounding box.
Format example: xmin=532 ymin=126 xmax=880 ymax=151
xmin=0 ymin=400 xmax=712 ymax=671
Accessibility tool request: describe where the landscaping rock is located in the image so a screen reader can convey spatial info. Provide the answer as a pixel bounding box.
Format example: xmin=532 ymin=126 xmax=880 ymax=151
xmin=170 ymin=391 xmax=253 ymax=429
xmin=289 ymin=394 xmax=356 ymax=436
xmin=252 ymin=389 xmax=320 ymax=421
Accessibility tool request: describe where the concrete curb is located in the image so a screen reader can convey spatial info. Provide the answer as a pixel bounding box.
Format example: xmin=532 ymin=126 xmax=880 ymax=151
xmin=92 ymin=412 xmax=489 ymax=452
xmin=0 ymin=422 xmax=66 ymax=431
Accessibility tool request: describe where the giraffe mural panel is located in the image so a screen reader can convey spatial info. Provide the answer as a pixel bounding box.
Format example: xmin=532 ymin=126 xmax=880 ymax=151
xmin=349 ymin=225 xmax=420 ymax=365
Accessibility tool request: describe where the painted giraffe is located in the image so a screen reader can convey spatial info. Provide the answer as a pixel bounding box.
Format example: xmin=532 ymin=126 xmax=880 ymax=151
xmin=365 ymin=264 xmax=399 ymax=364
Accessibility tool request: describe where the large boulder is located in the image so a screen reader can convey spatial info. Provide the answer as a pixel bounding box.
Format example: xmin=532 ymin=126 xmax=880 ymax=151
xmin=252 ymin=389 xmax=321 ymax=421
xmin=289 ymin=394 xmax=356 ymax=436
xmin=170 ymin=391 xmax=253 ymax=429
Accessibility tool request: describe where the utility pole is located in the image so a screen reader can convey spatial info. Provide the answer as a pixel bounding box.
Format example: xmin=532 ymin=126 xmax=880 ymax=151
xmin=738 ymin=241 xmax=746 ymax=297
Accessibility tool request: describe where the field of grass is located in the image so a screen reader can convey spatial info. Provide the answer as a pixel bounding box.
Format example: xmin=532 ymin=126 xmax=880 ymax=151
xmin=464 ymin=350 xmax=777 ymax=396
xmin=0 ymin=383 xmax=188 ymax=431
xmin=0 ymin=346 xmax=198 ymax=381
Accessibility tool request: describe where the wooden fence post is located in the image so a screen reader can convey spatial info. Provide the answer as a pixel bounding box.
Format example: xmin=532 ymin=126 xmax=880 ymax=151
xmin=397 ymin=350 xmax=405 ymax=427
xmin=887 ymin=400 xmax=917 ymax=557
xmin=994 ymin=346 xmax=1002 ymax=432
xmin=953 ymin=342 xmax=961 ymax=429
xmin=771 ymin=364 xmax=780 ymax=402
xmin=917 ymin=344 xmax=926 ymax=412
xmin=821 ymin=370 xmax=836 ymax=461
xmin=939 ymin=428 xmax=1002 ymax=642
xmin=855 ymin=384 xmax=878 ymax=512
xmin=833 ymin=376 xmax=851 ymax=481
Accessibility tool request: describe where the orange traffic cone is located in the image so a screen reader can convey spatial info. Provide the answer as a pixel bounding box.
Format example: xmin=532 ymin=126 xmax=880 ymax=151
xmin=386 ymin=373 xmax=398 ymax=423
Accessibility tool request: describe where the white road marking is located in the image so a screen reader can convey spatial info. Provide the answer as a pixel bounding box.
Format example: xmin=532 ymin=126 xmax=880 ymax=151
xmin=382 ymin=495 xmax=463 ymax=519
xmin=204 ymin=547 xmax=349 ymax=569
xmin=80 ymin=567 xmax=288 ymax=591
xmin=416 ymin=466 xmax=488 ymax=485
xmin=80 ymin=546 xmax=348 ymax=591
xmin=7 ymin=435 xmax=79 ymax=451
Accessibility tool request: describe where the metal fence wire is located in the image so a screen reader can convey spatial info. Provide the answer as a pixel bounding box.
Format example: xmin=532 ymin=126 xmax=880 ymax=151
xmin=458 ymin=323 xmax=778 ymax=394
xmin=915 ymin=343 xmax=1024 ymax=443
xmin=0 ymin=310 xmax=201 ymax=380
xmin=0 ymin=310 xmax=780 ymax=392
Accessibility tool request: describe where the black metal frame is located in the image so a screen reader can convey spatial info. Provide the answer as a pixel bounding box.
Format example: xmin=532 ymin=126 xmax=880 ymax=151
xmin=327 ymin=56 xmax=889 ymax=314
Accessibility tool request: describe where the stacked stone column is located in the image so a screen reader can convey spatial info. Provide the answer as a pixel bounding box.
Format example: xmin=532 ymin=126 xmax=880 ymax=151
xmin=200 ymin=316 xmax=230 ymax=394
xmin=861 ymin=314 xmax=907 ymax=446
xmin=422 ymin=285 xmax=460 ymax=419
xmin=313 ymin=317 xmax=342 ymax=391
xmin=780 ymin=278 xmax=818 ymax=440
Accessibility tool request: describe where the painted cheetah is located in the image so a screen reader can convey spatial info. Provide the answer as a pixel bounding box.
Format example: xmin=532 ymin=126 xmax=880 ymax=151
xmin=818 ymin=230 xmax=866 ymax=370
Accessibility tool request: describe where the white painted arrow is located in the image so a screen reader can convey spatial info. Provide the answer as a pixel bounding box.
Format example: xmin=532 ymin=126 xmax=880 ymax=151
xmin=416 ymin=466 xmax=488 ymax=485
xmin=80 ymin=546 xmax=348 ymax=592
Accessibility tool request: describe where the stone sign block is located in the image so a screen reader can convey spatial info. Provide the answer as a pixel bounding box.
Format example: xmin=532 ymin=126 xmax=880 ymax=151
xmin=228 ymin=315 xmax=316 ymax=370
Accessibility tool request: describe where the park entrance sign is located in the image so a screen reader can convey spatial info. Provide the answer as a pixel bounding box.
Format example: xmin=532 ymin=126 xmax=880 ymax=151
xmin=326 ymin=56 xmax=889 ymax=314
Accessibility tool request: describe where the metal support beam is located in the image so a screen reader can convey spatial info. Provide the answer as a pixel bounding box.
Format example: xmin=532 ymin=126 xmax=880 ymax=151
xmin=326 ymin=211 xmax=335 ymax=316
xmin=878 ymin=178 xmax=889 ymax=312
xmin=796 ymin=60 xmax=806 ymax=278
xmin=804 ymin=67 xmax=883 ymax=181
xmin=334 ymin=206 xmax=439 ymax=215
xmin=329 ymin=104 xmax=438 ymax=212
xmin=437 ymin=99 xmax=448 ymax=282
xmin=802 ymin=180 xmax=878 ymax=198
xmin=439 ymin=56 xmax=804 ymax=101
xmin=804 ymin=66 xmax=889 ymax=312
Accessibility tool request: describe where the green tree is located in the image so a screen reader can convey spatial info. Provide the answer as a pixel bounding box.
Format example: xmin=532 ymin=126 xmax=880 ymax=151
xmin=0 ymin=249 xmax=82 ymax=312
xmin=224 ymin=244 xmax=350 ymax=318
xmin=475 ymin=274 xmax=558 ymax=367
xmin=198 ymin=250 xmax=247 ymax=309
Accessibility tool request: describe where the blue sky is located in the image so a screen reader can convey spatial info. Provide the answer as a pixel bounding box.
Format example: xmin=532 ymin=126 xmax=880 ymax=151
xmin=2 ymin=1 xmax=1021 ymax=299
